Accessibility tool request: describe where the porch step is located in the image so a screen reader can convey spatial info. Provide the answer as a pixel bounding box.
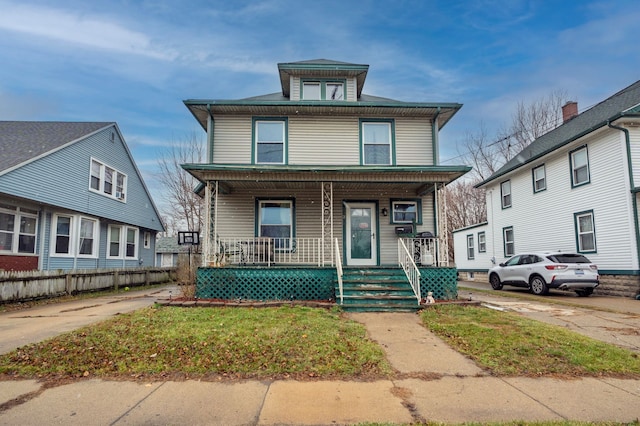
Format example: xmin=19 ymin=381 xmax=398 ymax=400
xmin=336 ymin=267 xmax=420 ymax=312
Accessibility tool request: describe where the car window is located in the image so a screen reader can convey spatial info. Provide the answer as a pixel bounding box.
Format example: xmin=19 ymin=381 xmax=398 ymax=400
xmin=547 ymin=254 xmax=591 ymax=263
xmin=505 ymin=255 xmax=521 ymax=266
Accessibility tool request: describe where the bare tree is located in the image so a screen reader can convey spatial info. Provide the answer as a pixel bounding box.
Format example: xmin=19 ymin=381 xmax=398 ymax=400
xmin=445 ymin=179 xmax=486 ymax=260
xmin=156 ymin=133 xmax=205 ymax=241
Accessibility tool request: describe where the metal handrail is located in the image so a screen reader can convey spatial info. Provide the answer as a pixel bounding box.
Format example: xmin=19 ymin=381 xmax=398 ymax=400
xmin=335 ymin=238 xmax=344 ymax=304
xmin=398 ymin=238 xmax=421 ymax=302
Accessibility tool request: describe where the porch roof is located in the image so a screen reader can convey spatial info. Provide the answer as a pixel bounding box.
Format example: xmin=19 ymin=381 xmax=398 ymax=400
xmin=182 ymin=163 xmax=471 ymax=195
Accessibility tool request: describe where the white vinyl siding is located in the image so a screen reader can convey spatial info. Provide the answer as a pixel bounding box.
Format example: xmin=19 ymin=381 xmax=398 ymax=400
xmin=628 ymin=126 xmax=640 ymax=185
xmin=212 ymin=116 xmax=253 ymax=164
xmin=289 ymin=117 xmax=359 ymax=165
xmin=395 ymin=118 xmax=433 ymax=165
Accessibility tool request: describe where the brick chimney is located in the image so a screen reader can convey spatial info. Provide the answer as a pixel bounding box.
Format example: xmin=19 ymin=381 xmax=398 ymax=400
xmin=562 ymin=101 xmax=578 ymax=123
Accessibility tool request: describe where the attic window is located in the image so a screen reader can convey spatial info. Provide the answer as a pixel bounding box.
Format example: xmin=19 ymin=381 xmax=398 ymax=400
xmin=301 ymin=80 xmax=344 ymax=101
xmin=90 ymin=158 xmax=127 ymax=202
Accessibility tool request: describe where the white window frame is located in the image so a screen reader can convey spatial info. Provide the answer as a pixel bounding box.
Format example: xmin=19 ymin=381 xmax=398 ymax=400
xmin=478 ymin=231 xmax=486 ymax=253
xmin=575 ymin=210 xmax=596 ymax=253
xmin=52 ymin=214 xmax=74 ymax=257
xmin=0 ymin=205 xmax=38 ymax=255
xmin=466 ymin=234 xmax=475 ymax=260
xmin=77 ymin=217 xmax=99 ymax=258
xmin=391 ymin=200 xmax=419 ymax=224
xmin=144 ymin=232 xmax=151 ymax=249
xmin=254 ymin=119 xmax=286 ymax=164
xmin=89 ymin=158 xmax=127 ymax=202
xmin=257 ymin=199 xmax=293 ymax=250
xmin=503 ymin=226 xmax=515 ymax=257
xmin=362 ymin=121 xmax=392 ymax=165
xmin=500 ymin=180 xmax=512 ymax=208
xmin=570 ymin=146 xmax=590 ymax=187
xmin=533 ymin=164 xmax=546 ymax=193
xmin=108 ymin=224 xmax=139 ymax=259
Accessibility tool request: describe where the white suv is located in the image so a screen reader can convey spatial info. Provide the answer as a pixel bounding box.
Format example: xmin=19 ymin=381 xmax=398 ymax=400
xmin=488 ymin=252 xmax=599 ymax=297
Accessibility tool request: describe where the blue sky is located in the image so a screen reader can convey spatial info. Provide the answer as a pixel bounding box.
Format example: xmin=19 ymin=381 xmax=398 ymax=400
xmin=0 ymin=0 xmax=638 ymax=207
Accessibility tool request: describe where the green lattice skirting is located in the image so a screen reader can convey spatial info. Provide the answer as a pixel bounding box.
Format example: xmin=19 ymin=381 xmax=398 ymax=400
xmin=196 ymin=266 xmax=458 ymax=302
xmin=196 ymin=267 xmax=336 ymax=301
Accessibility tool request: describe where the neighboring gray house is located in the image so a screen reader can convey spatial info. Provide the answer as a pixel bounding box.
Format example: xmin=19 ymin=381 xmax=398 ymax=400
xmin=0 ymin=121 xmax=164 ymax=271
xmin=155 ymin=236 xmax=190 ymax=267
xmin=453 ymin=80 xmax=640 ymax=297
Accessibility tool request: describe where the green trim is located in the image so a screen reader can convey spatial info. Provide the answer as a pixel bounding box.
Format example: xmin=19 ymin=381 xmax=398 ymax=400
xmin=531 ymin=164 xmax=546 ymax=194
xmin=185 ymin=98 xmax=463 ymax=110
xmin=599 ymin=269 xmax=640 ymax=275
xmin=389 ymin=198 xmax=422 ymax=225
xmin=573 ymin=209 xmax=597 ymax=254
xmin=569 ymin=145 xmax=590 ymax=188
xmin=182 ymin=163 xmax=470 ymax=174
xmin=207 ymin=106 xmax=214 ymax=163
xmin=500 ymin=180 xmax=512 ymax=209
xmin=278 ymin=62 xmax=369 ymax=72
xmin=503 ymin=226 xmax=514 ymax=257
xmin=359 ymin=118 xmax=396 ymax=165
xmin=432 ymin=107 xmax=440 ymax=165
xmin=477 ymin=231 xmax=486 ymax=253
xmin=457 ymin=268 xmax=490 ymax=273
xmin=254 ymin=198 xmax=296 ymax=242
xmin=252 ymin=117 xmax=289 ymax=165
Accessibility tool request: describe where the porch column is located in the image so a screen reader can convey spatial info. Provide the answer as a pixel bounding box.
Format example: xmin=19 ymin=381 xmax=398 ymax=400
xmin=203 ymin=181 xmax=218 ymax=266
xmin=321 ymin=182 xmax=333 ymax=266
xmin=435 ymin=182 xmax=449 ymax=266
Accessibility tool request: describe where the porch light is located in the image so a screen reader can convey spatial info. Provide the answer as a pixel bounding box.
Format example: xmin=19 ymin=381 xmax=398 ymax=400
xmin=381 ymin=207 xmax=389 ymax=216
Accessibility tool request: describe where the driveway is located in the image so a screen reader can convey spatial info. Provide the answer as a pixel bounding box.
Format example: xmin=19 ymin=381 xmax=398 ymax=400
xmin=0 ymin=284 xmax=177 ymax=355
xmin=458 ymin=281 xmax=640 ymax=352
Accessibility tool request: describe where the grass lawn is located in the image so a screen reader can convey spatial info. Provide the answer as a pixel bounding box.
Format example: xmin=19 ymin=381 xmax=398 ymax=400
xmin=0 ymin=305 xmax=393 ymax=381
xmin=420 ymin=304 xmax=640 ymax=377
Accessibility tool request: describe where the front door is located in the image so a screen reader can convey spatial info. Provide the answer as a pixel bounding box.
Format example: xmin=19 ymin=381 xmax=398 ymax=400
xmin=345 ymin=202 xmax=377 ymax=266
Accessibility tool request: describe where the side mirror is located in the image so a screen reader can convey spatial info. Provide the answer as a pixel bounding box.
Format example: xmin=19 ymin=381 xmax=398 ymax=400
xmin=499 ymin=263 xmax=506 ymax=267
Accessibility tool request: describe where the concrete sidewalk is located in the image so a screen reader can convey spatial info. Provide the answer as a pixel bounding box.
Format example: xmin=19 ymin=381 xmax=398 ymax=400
xmin=2 ymin=296 xmax=640 ymax=424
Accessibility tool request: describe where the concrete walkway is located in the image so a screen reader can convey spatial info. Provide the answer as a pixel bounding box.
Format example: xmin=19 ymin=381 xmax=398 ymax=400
xmin=2 ymin=290 xmax=640 ymax=424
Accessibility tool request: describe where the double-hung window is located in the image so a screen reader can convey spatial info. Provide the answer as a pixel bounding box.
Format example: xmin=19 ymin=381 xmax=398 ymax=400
xmin=90 ymin=159 xmax=127 ymax=201
xmin=574 ymin=210 xmax=596 ymax=252
xmin=503 ymin=226 xmax=515 ymax=257
xmin=466 ymin=235 xmax=475 ymax=260
xmin=302 ymin=80 xmax=344 ymax=100
xmin=532 ymin=164 xmax=546 ymax=192
xmin=500 ymin=180 xmax=512 ymax=208
xmin=254 ymin=118 xmax=286 ymax=164
xmin=361 ymin=120 xmax=393 ymax=165
xmin=257 ymin=199 xmax=293 ymax=250
xmin=391 ymin=199 xmax=420 ymax=224
xmin=0 ymin=205 xmax=38 ymax=254
xmin=108 ymin=224 xmax=139 ymax=259
xmin=478 ymin=232 xmax=486 ymax=253
xmin=51 ymin=214 xmax=99 ymax=257
xmin=570 ymin=146 xmax=590 ymax=187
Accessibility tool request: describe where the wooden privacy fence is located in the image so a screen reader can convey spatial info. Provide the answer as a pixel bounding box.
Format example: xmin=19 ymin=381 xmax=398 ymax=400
xmin=0 ymin=267 xmax=177 ymax=303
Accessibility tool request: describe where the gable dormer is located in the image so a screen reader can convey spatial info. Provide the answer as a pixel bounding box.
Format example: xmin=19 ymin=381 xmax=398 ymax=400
xmin=278 ymin=59 xmax=369 ymax=102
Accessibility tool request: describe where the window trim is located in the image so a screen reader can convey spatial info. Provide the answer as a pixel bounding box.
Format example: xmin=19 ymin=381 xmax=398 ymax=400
xmin=0 ymin=205 xmax=38 ymax=255
xmin=532 ymin=164 xmax=547 ymax=193
xmin=301 ymin=78 xmax=346 ymax=100
xmin=107 ymin=224 xmax=139 ymax=259
xmin=252 ymin=117 xmax=288 ymax=165
xmin=466 ymin=234 xmax=475 ymax=260
xmin=144 ymin=232 xmax=151 ymax=249
xmin=77 ymin=216 xmax=99 ymax=258
xmin=51 ymin=214 xmax=74 ymax=257
xmin=570 ymin=145 xmax=590 ymax=188
xmin=255 ymin=198 xmax=295 ymax=251
xmin=89 ymin=158 xmax=127 ymax=202
xmin=389 ymin=198 xmax=422 ymax=225
xmin=477 ymin=231 xmax=486 ymax=253
xmin=500 ymin=180 xmax=512 ymax=209
xmin=360 ymin=119 xmax=395 ymax=166
xmin=574 ymin=210 xmax=597 ymax=253
xmin=503 ymin=226 xmax=515 ymax=257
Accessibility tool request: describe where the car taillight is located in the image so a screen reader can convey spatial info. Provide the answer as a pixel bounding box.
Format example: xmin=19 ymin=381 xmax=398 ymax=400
xmin=545 ymin=264 xmax=568 ymax=270
xmin=589 ymin=264 xmax=598 ymax=271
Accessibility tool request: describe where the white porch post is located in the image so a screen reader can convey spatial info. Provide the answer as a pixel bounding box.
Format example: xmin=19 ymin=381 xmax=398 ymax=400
xmin=435 ymin=182 xmax=449 ymax=267
xmin=321 ymin=182 xmax=334 ymax=266
xmin=203 ymin=181 xmax=218 ymax=266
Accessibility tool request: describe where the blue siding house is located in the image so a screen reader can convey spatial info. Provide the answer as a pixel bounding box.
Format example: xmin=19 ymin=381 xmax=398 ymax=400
xmin=0 ymin=121 xmax=164 ymax=271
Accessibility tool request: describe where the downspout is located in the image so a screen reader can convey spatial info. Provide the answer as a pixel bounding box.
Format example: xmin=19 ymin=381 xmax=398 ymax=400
xmin=607 ymin=120 xmax=640 ymax=272
xmin=207 ymin=104 xmax=215 ymax=163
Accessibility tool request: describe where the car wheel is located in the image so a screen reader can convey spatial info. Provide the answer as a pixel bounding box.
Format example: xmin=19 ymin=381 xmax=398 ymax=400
xmin=529 ymin=276 xmax=548 ymax=295
xmin=575 ymin=288 xmax=594 ymax=297
xmin=489 ymin=274 xmax=503 ymax=290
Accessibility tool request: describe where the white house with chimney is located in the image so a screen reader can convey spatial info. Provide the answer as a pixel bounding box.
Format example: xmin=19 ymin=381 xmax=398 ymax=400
xmin=453 ymin=80 xmax=640 ymax=297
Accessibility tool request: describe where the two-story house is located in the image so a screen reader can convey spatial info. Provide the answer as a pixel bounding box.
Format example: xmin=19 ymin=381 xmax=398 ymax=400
xmin=181 ymin=59 xmax=471 ymax=310
xmin=453 ymin=80 xmax=640 ymax=298
xmin=0 ymin=121 xmax=164 ymax=271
